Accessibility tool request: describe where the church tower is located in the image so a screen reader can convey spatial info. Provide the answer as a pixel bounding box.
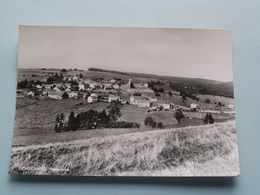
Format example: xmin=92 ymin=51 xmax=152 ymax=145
xmin=128 ymin=77 xmax=132 ymax=86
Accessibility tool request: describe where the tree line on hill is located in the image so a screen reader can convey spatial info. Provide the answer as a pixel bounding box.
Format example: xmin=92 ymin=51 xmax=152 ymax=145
xmin=17 ymin=79 xmax=42 ymax=89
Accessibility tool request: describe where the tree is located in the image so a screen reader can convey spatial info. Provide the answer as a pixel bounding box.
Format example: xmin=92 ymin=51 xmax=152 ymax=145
xmin=53 ymin=73 xmax=60 ymax=81
xmin=55 ymin=114 xmax=60 ymax=123
xmin=157 ymin=122 xmax=163 ymax=128
xmin=106 ymin=101 xmax=123 ymax=121
xmin=144 ymin=116 xmax=154 ymax=126
xmin=62 ymin=92 xmax=69 ymax=99
xmin=59 ymin=72 xmax=64 ymax=80
xmin=67 ymin=110 xmax=76 ymax=131
xmin=17 ymin=82 xmax=21 ymax=89
xmin=130 ymin=82 xmax=135 ymax=89
xmin=182 ymin=94 xmax=187 ymax=101
xmin=47 ymin=77 xmax=53 ymax=84
xmin=97 ymin=109 xmax=110 ymax=128
xmin=205 ymin=98 xmax=211 ymax=103
xmin=54 ymin=124 xmax=60 ymax=133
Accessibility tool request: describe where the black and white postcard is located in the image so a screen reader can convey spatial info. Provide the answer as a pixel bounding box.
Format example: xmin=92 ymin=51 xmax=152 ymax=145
xmin=9 ymin=26 xmax=240 ymax=176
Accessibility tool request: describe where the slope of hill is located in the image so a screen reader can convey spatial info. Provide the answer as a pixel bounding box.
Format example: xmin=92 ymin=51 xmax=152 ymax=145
xmin=9 ymin=120 xmax=239 ymax=176
xmin=199 ymin=82 xmax=234 ymax=98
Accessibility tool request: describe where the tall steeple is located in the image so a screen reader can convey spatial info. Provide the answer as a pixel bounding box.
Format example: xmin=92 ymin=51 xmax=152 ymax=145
xmin=128 ymin=76 xmax=132 ymax=86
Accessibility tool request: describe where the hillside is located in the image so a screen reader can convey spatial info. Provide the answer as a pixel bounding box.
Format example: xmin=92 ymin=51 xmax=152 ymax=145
xmin=9 ymin=120 xmax=239 ymax=176
xmin=88 ymin=67 xmax=223 ymax=89
xmin=199 ymin=81 xmax=234 ymax=98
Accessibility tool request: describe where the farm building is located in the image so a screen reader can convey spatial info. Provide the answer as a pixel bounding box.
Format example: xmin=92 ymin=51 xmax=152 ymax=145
xmin=65 ymin=88 xmax=71 ymax=92
xmin=129 ymin=96 xmax=147 ymax=105
xmin=84 ymin=79 xmax=91 ymax=84
xmin=137 ymin=100 xmax=151 ymax=108
xmin=143 ymin=83 xmax=149 ymax=88
xmin=154 ymin=100 xmax=171 ymax=110
xmin=87 ymin=93 xmax=98 ymax=103
xmin=113 ymin=84 xmax=120 ymax=89
xmin=190 ymin=103 xmax=200 ymax=111
xmin=108 ymin=95 xmax=120 ymax=102
xmin=64 ymin=83 xmax=71 ymax=88
xmin=72 ymin=76 xmax=78 ymax=82
xmin=149 ymin=97 xmax=158 ymax=102
xmin=78 ymin=83 xmax=85 ymax=91
xmin=53 ymin=86 xmax=61 ymax=91
xmin=228 ymin=104 xmax=235 ymax=109
xmin=26 ymin=91 xmax=35 ymax=97
xmin=110 ymin=79 xmax=116 ymax=83
xmin=48 ymin=91 xmax=65 ymax=100
xmin=35 ymin=84 xmax=42 ymax=89
xmin=42 ymin=84 xmax=53 ymax=89
xmin=68 ymin=92 xmax=78 ymax=99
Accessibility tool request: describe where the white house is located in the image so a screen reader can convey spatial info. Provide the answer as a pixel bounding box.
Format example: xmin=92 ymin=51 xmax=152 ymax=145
xmin=129 ymin=96 xmax=146 ymax=105
xmin=87 ymin=93 xmax=98 ymax=103
xmin=143 ymin=83 xmax=149 ymax=88
xmin=228 ymin=104 xmax=235 ymax=109
xmin=65 ymin=88 xmax=71 ymax=92
xmin=149 ymin=97 xmax=158 ymax=102
xmin=154 ymin=100 xmax=171 ymax=110
xmin=110 ymin=79 xmax=116 ymax=83
xmin=137 ymin=100 xmax=151 ymax=108
xmin=78 ymin=83 xmax=85 ymax=91
xmin=84 ymin=79 xmax=91 ymax=84
xmin=68 ymin=92 xmax=78 ymax=99
xmin=36 ymin=84 xmax=42 ymax=89
xmin=53 ymin=86 xmax=61 ymax=91
xmin=42 ymin=84 xmax=53 ymax=89
xmin=48 ymin=91 xmax=64 ymax=100
xmin=190 ymin=103 xmax=199 ymax=111
xmin=108 ymin=95 xmax=120 ymax=103
xmin=65 ymin=83 xmax=71 ymax=88
xmin=159 ymin=103 xmax=170 ymax=110
xmin=72 ymin=76 xmax=78 ymax=82
xmin=113 ymin=84 xmax=120 ymax=89
xmin=26 ymin=91 xmax=35 ymax=97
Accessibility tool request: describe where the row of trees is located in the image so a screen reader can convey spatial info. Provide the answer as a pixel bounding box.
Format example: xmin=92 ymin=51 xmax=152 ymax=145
xmin=17 ymin=79 xmax=42 ymax=89
xmin=180 ymin=90 xmax=200 ymax=103
xmin=54 ymin=101 xmax=140 ymax=132
xmin=47 ymin=72 xmax=64 ymax=84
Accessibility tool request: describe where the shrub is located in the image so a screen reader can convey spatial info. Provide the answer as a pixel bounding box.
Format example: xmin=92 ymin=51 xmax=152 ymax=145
xmin=152 ymin=121 xmax=157 ymax=128
xmin=205 ymin=99 xmax=211 ymax=103
xmin=144 ymin=117 xmax=162 ymax=128
xmin=157 ymin=122 xmax=163 ymax=128
xmin=108 ymin=121 xmax=140 ymax=128
xmin=144 ymin=116 xmax=154 ymax=126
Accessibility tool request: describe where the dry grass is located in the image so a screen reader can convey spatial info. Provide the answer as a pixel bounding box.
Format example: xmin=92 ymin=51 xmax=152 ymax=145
xmin=9 ymin=120 xmax=240 ymax=176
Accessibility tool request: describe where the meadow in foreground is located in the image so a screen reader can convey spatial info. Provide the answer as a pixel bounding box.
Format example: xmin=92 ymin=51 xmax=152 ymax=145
xmin=9 ymin=120 xmax=240 ymax=176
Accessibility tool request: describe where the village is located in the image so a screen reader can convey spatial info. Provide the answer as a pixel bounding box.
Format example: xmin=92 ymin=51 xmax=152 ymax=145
xmin=16 ymin=69 xmax=236 ymax=116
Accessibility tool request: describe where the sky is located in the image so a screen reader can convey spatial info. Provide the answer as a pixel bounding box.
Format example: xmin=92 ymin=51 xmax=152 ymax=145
xmin=19 ymin=26 xmax=233 ymax=82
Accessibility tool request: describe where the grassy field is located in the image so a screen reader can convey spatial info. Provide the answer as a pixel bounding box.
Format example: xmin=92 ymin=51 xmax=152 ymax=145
xmin=14 ymin=96 xmax=235 ymax=145
xmin=14 ymin=97 xmax=180 ymax=136
xmin=9 ymin=120 xmax=240 ymax=176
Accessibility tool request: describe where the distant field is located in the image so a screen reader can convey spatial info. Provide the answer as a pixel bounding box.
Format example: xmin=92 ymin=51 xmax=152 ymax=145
xmin=9 ymin=120 xmax=240 ymax=176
